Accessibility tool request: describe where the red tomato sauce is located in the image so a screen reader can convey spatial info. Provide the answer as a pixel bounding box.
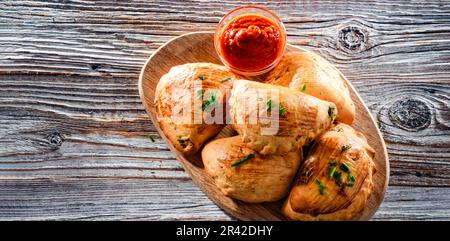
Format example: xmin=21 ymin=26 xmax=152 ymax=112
xmin=219 ymin=14 xmax=284 ymax=71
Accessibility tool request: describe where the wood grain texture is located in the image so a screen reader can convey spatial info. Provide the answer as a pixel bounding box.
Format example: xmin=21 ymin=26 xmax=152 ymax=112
xmin=0 ymin=0 xmax=449 ymax=220
xmin=0 ymin=178 xmax=447 ymax=221
xmin=138 ymin=32 xmax=388 ymax=220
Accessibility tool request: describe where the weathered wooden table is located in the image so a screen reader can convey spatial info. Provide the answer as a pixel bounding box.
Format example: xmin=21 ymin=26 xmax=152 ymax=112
xmin=0 ymin=0 xmax=449 ymax=220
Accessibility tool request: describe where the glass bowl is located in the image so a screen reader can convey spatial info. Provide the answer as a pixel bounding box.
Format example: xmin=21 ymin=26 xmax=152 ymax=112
xmin=214 ymin=6 xmax=287 ymax=76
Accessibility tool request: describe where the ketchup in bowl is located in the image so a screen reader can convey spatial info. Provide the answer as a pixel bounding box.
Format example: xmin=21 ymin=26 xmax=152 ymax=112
xmin=215 ymin=6 xmax=287 ymax=76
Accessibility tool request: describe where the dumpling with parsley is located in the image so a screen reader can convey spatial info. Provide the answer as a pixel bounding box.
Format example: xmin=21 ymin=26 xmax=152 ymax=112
xmin=282 ymin=123 xmax=377 ymax=220
xmin=229 ymin=80 xmax=337 ymax=155
xmin=155 ymin=63 xmax=238 ymax=155
xmin=202 ymin=136 xmax=302 ymax=203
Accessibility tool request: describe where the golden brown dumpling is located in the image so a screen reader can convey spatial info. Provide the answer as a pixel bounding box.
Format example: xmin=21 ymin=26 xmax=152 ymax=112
xmin=229 ymin=79 xmax=337 ymax=155
xmin=155 ymin=63 xmax=237 ymax=155
xmin=202 ymin=136 xmax=302 ymax=203
xmin=264 ymin=51 xmax=355 ymax=124
xmin=282 ymin=123 xmax=376 ymax=220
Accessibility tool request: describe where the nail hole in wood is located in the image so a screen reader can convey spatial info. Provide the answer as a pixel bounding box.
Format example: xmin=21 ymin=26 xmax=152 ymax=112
xmin=388 ymin=98 xmax=432 ymax=131
xmin=90 ymin=63 xmax=100 ymax=71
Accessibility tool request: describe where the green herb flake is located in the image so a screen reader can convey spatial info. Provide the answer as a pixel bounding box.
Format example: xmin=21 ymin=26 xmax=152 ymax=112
xmin=341 ymin=144 xmax=351 ymax=153
xmin=340 ymin=162 xmax=350 ymax=173
xmin=221 ymin=77 xmax=232 ymax=83
xmin=346 ymin=172 xmax=356 ymax=187
xmin=328 ymin=106 xmax=335 ymax=121
xmin=198 ymin=75 xmax=206 ymax=81
xmin=278 ymin=103 xmax=287 ymax=117
xmin=231 ymin=154 xmax=254 ymax=167
xmin=201 ymin=102 xmax=209 ymax=111
xmin=315 ymin=178 xmax=326 ymax=195
xmin=333 ymin=171 xmax=342 ymax=187
xmin=148 ymin=135 xmax=156 ymax=142
xmin=301 ymin=84 xmax=307 ymax=92
xmin=201 ymin=92 xmax=218 ymax=111
xmin=328 ymin=161 xmax=338 ymax=166
xmin=266 ymin=98 xmax=287 ymax=117
xmin=197 ymin=89 xmax=205 ymax=100
xmin=329 ymin=167 xmax=337 ymax=179
xmin=266 ymin=98 xmax=273 ymax=112
xmin=349 ymin=175 xmax=356 ymax=182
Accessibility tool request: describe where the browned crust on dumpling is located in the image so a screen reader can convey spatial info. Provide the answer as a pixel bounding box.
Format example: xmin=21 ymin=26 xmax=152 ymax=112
xmin=202 ymin=136 xmax=303 ymax=203
xmin=155 ymin=63 xmax=237 ymax=155
xmin=230 ymin=79 xmax=337 ymax=155
xmin=282 ymin=123 xmax=376 ymax=220
xmin=282 ymin=171 xmax=374 ymax=221
xmin=264 ymin=51 xmax=355 ymax=124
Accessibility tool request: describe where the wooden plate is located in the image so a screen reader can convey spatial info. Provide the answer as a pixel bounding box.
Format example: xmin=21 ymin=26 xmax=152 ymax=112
xmin=138 ymin=32 xmax=389 ymax=220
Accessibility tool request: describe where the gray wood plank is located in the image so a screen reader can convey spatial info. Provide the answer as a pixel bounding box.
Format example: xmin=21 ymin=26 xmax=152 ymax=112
xmin=1 ymin=75 xmax=447 ymax=186
xmin=0 ymin=178 xmax=447 ymax=221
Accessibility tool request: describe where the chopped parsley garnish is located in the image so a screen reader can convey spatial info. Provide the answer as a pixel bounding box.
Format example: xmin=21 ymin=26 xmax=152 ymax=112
xmin=328 ymin=161 xmax=338 ymax=166
xmin=231 ymin=154 xmax=254 ymax=167
xmin=329 ymin=161 xmax=355 ymax=188
xmin=266 ymin=98 xmax=273 ymax=112
xmin=340 ymin=162 xmax=350 ymax=173
xmin=148 ymin=135 xmax=156 ymax=142
xmin=278 ymin=103 xmax=287 ymax=117
xmin=329 ymin=167 xmax=337 ymax=179
xmin=349 ymin=175 xmax=356 ymax=182
xmin=328 ymin=106 xmax=335 ymax=121
xmin=346 ymin=173 xmax=356 ymax=187
xmin=333 ymin=171 xmax=342 ymax=187
xmin=198 ymin=75 xmax=206 ymax=80
xmin=301 ymin=84 xmax=307 ymax=92
xmin=201 ymin=92 xmax=217 ymax=111
xmin=197 ymin=89 xmax=205 ymax=100
xmin=266 ymin=98 xmax=287 ymax=117
xmin=315 ymin=178 xmax=326 ymax=195
xmin=341 ymin=145 xmax=351 ymax=153
xmin=221 ymin=77 xmax=232 ymax=83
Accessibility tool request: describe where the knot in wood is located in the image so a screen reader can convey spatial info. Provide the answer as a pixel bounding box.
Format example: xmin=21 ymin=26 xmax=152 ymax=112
xmin=47 ymin=132 xmax=63 ymax=147
xmin=338 ymin=26 xmax=367 ymax=52
xmin=388 ymin=98 xmax=431 ymax=131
